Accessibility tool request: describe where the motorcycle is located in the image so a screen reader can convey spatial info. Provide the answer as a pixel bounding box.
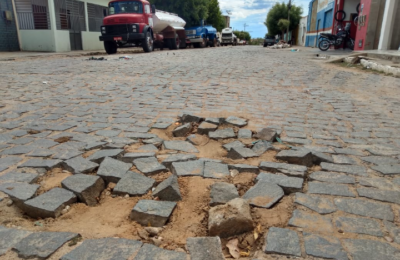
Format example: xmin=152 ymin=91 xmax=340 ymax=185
xmin=318 ymin=23 xmax=355 ymax=51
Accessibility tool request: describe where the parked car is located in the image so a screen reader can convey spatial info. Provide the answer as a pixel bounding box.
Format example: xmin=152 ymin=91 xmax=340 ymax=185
xmin=264 ymin=36 xmax=275 ymax=47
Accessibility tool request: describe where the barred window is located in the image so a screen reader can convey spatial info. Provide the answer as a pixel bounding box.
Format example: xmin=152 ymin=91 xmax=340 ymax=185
xmin=88 ymin=3 xmax=106 ymax=32
xmin=15 ymin=0 xmax=50 ymax=29
xmin=54 ymin=0 xmax=86 ymax=31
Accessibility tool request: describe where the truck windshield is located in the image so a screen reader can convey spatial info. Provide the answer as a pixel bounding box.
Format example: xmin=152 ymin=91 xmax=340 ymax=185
xmin=109 ymin=1 xmax=143 ymax=14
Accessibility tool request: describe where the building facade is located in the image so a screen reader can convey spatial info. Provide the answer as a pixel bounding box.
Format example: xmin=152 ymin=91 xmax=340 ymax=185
xmin=305 ymin=0 xmax=335 ymax=47
xmin=0 ymin=0 xmax=20 ymax=51
xmin=296 ymin=16 xmax=308 ymax=46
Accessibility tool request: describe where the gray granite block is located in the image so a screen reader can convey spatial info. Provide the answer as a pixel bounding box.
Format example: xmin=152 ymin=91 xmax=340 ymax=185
xmin=256 ymin=172 xmax=303 ymax=194
xmin=121 ymin=152 xmax=156 ymax=163
xmin=18 ymin=159 xmax=62 ymax=170
xmin=308 ymin=182 xmax=356 ymax=197
xmin=130 ymin=200 xmax=176 ymax=227
xmin=0 ymin=172 xmax=38 ymax=184
xmin=203 ymin=162 xmax=230 ymax=179
xmin=0 ymin=183 xmax=40 ymax=208
xmin=133 ymin=157 xmax=167 ymax=176
xmin=87 ymin=149 xmax=124 ymax=163
xmin=197 ymin=122 xmax=218 ymax=135
xmin=343 ymin=239 xmax=400 ymax=260
xmin=294 ymin=193 xmax=336 ymax=214
xmin=161 ymin=154 xmax=197 ymax=169
xmin=171 ymin=160 xmax=204 ymax=177
xmin=320 ymin=163 xmax=367 ymax=176
xmin=228 ymin=164 xmax=259 ymax=174
xmin=264 ymin=227 xmax=301 ymax=257
xmin=62 ymin=156 xmax=99 ymax=174
xmin=303 ymin=233 xmax=348 ymax=259
xmin=208 ymin=128 xmax=235 ymax=139
xmin=134 ymin=243 xmax=187 ymax=260
xmin=336 ymin=216 xmax=383 ymax=237
xmin=97 ymin=157 xmax=131 ymax=183
xmin=209 ymin=182 xmax=239 ymax=206
xmin=259 ymin=161 xmax=307 ymax=178
xmin=289 ymin=209 xmax=333 ymax=233
xmin=153 ymin=175 xmax=181 ymax=201
xmin=334 ymin=198 xmax=394 ymax=221
xmin=186 ymin=237 xmax=224 ymax=260
xmin=113 ymin=171 xmax=155 ymax=197
xmin=61 ymin=175 xmax=105 ymax=206
xmin=276 ymin=150 xmax=313 ymax=167
xmin=357 ymin=187 xmax=400 ymax=204
xmin=309 ymin=171 xmax=355 ymax=184
xmin=227 ymin=147 xmax=257 ymax=160
xmin=242 ymin=181 xmax=284 ymax=208
xmin=0 ymin=228 xmax=31 ymax=256
xmin=163 ymin=140 xmax=198 ymax=153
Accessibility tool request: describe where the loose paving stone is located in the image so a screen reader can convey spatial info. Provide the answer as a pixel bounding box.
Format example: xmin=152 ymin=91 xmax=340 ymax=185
xmin=303 ymin=233 xmax=348 ymax=260
xmin=0 ymin=172 xmax=38 ymax=184
xmin=61 ymin=175 xmax=105 ymax=206
xmin=151 ymin=122 xmax=172 ymax=129
xmin=227 ymin=147 xmax=257 ymax=160
xmin=332 ymin=155 xmax=357 ymax=165
xmin=1 ymin=146 xmax=34 ymax=155
xmin=209 ymin=198 xmax=254 ymax=237
xmin=242 ymin=181 xmax=284 ymax=208
xmin=256 ymin=172 xmax=303 ymax=194
xmin=87 ymin=149 xmax=124 ymax=163
xmin=320 ymin=162 xmax=368 ymax=176
xmin=359 ymin=177 xmax=399 ymax=190
xmin=309 ymin=171 xmax=356 ymax=184
xmin=228 ymin=164 xmax=259 ymax=174
xmin=208 ymin=128 xmax=235 ymax=139
xmin=357 ymin=187 xmax=400 ymax=204
xmin=0 ymin=183 xmax=40 ymax=207
xmin=254 ymin=128 xmax=277 ymax=142
xmin=171 ymin=160 xmax=204 ymax=177
xmin=264 ymin=227 xmax=301 ymax=257
xmin=238 ymin=129 xmax=252 ymax=138
xmin=60 ymin=238 xmax=143 ymax=260
xmin=209 ymin=182 xmax=239 ymax=206
xmin=13 ymin=231 xmax=79 ymax=259
xmin=85 ymin=141 xmax=107 ymax=150
xmin=23 ymin=188 xmax=77 ymax=218
xmin=252 ymin=140 xmax=273 ymax=156
xmin=52 ymin=149 xmax=83 ymax=160
xmin=186 ymin=237 xmax=225 ymax=260
xmin=97 ymin=157 xmax=131 ymax=183
xmin=62 ymin=156 xmax=99 ymax=174
xmin=0 ymin=156 xmax=22 ymax=172
xmin=137 ymin=144 xmax=158 ymax=152
xmin=311 ymin=152 xmax=334 ymax=164
xmin=343 ymin=239 xmax=400 ymax=260
xmin=204 ymin=162 xmax=230 ymax=179
xmin=294 ymin=193 xmax=336 ymax=214
xmin=134 ymin=243 xmax=187 ymax=260
xmin=222 ymin=140 xmax=245 ymax=151
xmin=334 ymin=148 xmax=365 ymax=156
xmin=197 ymin=122 xmax=218 ymax=135
xmin=28 ymin=148 xmax=54 ymax=157
xmin=281 ymin=137 xmax=312 ymax=145
xmin=383 ymin=220 xmax=400 ymax=244
xmin=371 ymin=164 xmax=400 ymax=175
xmin=205 ymin=117 xmax=221 ymax=125
xmin=161 ymin=154 xmax=197 ymax=169
xmin=121 ymin=152 xmax=156 ymax=163
xmin=17 ymin=158 xmax=62 ymax=170
xmin=0 ymin=228 xmax=31 ymax=256
xmin=308 ymin=182 xmax=356 ymax=197
xmin=335 ymin=216 xmax=383 ymax=237
xmin=259 ymin=161 xmax=307 ymax=178
xmin=276 ymin=149 xmax=313 ymax=167
xmin=125 ymin=133 xmax=157 ymax=139
xmin=366 ymin=145 xmax=400 ymax=156
xmin=113 ymin=171 xmax=155 ymax=197
xmin=289 ymin=209 xmax=334 ymax=233
xmin=130 ymin=200 xmax=176 ymax=227
xmin=163 ymin=140 xmax=198 ymax=153
xmin=360 ymin=156 xmax=399 ymax=165
xmin=173 ymin=123 xmax=192 ymax=137
xmin=153 ymin=175 xmax=181 ymax=201
xmin=180 ymin=114 xmax=203 ymax=124
xmin=224 ymin=116 xmax=247 ymax=127
xmin=133 ymin=157 xmax=166 ymax=176
xmin=334 ymin=198 xmax=394 ymax=221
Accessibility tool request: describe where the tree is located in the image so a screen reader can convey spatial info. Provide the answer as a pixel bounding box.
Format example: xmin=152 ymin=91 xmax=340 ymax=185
xmin=233 ymin=31 xmax=251 ymax=41
xmin=278 ymin=19 xmax=290 ymax=38
xmin=264 ymin=2 xmax=302 ymax=37
xmin=206 ymin=0 xmax=225 ymax=31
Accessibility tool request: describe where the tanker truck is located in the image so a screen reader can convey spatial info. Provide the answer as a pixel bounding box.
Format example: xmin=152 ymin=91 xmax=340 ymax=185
xmin=99 ymin=0 xmax=186 ymax=54
xmin=185 ymin=21 xmax=218 ymax=48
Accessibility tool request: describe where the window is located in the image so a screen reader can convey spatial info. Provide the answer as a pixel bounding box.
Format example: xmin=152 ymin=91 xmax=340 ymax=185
xmin=54 ymin=0 xmax=86 ymax=31
xmin=109 ymin=1 xmax=143 ymax=15
xmin=15 ymin=0 xmax=50 ymax=29
xmin=88 ymin=3 xmax=106 ymax=32
xmin=144 ymin=4 xmax=150 ymax=14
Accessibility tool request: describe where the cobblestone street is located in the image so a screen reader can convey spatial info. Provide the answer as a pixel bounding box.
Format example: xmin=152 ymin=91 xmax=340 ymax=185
xmin=1 ymin=46 xmax=400 ymax=260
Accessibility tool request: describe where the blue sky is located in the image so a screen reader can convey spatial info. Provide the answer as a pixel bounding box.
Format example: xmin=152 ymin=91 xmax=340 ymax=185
xmin=219 ymin=0 xmax=310 ymax=38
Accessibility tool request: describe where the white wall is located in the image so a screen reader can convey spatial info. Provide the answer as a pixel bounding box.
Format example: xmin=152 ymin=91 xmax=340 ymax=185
xmin=343 ymin=0 xmax=359 ymax=18
xmin=82 ymin=31 xmax=104 ymax=50
xmin=54 ymin=30 xmax=70 ymax=52
xmin=19 ymin=29 xmax=56 ymax=51
xmin=85 ymin=0 xmax=109 ymax=6
xmin=297 ymin=16 xmax=308 ymax=46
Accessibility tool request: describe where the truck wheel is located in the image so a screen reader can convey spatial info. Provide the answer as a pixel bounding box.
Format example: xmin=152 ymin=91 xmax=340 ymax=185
xmin=179 ymin=38 xmax=187 ymax=49
xmin=104 ymin=41 xmax=117 ymax=55
xmin=199 ymin=38 xmax=207 ymax=48
xmin=142 ymin=31 xmax=154 ymax=53
xmin=210 ymin=39 xmax=217 ymax=47
xmin=168 ymin=35 xmax=180 ymax=50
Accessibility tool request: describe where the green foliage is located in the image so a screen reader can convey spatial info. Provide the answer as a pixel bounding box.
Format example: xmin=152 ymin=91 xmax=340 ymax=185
xmin=206 ymin=0 xmax=225 ymax=31
xmin=278 ymin=19 xmax=290 ymax=33
xmin=264 ymin=2 xmax=302 ymax=36
xmin=233 ymin=30 xmax=251 ymax=41
xmin=249 ymin=38 xmax=264 ymax=45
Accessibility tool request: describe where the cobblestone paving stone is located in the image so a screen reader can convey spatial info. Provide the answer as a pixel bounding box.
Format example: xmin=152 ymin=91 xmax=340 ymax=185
xmin=1 ymin=46 xmax=400 ymax=259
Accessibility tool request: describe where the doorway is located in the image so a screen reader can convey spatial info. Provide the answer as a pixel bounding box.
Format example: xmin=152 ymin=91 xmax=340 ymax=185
xmin=67 ymin=0 xmax=85 ymax=50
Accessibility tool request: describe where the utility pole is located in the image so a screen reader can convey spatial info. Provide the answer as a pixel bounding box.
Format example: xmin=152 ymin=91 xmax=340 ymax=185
xmin=287 ymin=0 xmax=292 ymax=42
xmin=244 ymin=23 xmax=248 ymax=32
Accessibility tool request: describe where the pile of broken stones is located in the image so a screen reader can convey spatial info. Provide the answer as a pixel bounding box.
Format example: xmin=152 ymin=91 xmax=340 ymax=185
xmin=2 ymin=113 xmax=399 ymax=259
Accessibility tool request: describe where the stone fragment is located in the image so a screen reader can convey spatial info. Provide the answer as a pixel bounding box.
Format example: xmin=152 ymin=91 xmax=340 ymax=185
xmin=228 ymin=164 xmax=259 ymax=174
xmin=197 ymin=122 xmax=218 ymax=135
xmin=308 ymin=182 xmax=356 ymax=197
xmin=125 ymin=133 xmax=157 ymax=139
xmin=60 ymin=238 xmax=143 ymax=260
xmin=97 ymin=157 xmax=131 ymax=183
xmin=51 ymin=149 xmax=83 ymax=160
xmin=62 ymin=156 xmax=99 ymax=174
xmin=242 ymin=181 xmax=284 ymax=208
xmin=134 ymin=243 xmax=187 ymax=260
xmin=151 ymin=122 xmax=172 ymax=129
xmin=204 ymin=162 xmax=230 ymax=179
xmin=0 ymin=172 xmax=38 ymax=184
xmin=133 ymin=157 xmax=166 ymax=176
xmin=227 ymin=147 xmax=257 ymax=160
xmin=276 ymin=150 xmax=313 ymax=167
xmin=61 ymin=175 xmax=104 ymax=206
xmin=359 ymin=177 xmax=398 ymax=190
xmin=18 ymin=159 xmax=62 ymax=170
xmin=173 ymin=123 xmax=192 ymax=137
xmin=312 ymin=152 xmax=334 ymax=164
xmin=208 ymin=128 xmax=235 ymax=139
xmin=320 ymin=163 xmax=367 ymax=176
xmin=357 ymin=187 xmax=400 ymax=204
xmin=171 ymin=160 xmax=204 ymax=177
xmin=343 ymin=239 xmax=400 ymax=260
xmin=360 ymin=156 xmax=399 ymax=165
xmin=256 ymin=172 xmax=303 ymax=194
xmin=259 ymin=161 xmax=307 ymax=178
xmin=309 ymin=171 xmax=355 ymax=184
xmin=281 ymin=137 xmax=311 ymax=145
xmin=113 ymin=172 xmax=155 ymax=197
xmin=372 ymin=164 xmax=400 ymax=175
xmin=334 ymin=148 xmax=365 ymax=156
xmin=294 ymin=193 xmax=336 ymax=214
xmin=383 ymin=220 xmax=400 ymax=244
xmin=264 ymin=227 xmax=301 ymax=257
xmin=137 ymin=144 xmax=158 ymax=151
xmin=332 ymin=155 xmax=357 ymax=165
xmin=222 ymin=140 xmax=245 ymax=151
xmin=13 ymin=232 xmax=79 ymax=259
xmin=180 ymin=114 xmax=203 ymax=124
xmin=289 ymin=210 xmax=333 ymax=233
xmin=84 ymin=141 xmax=107 ymax=151
xmin=334 ymin=198 xmax=394 ymax=221
xmin=251 ymin=141 xmax=273 ymax=156
xmin=336 ymin=216 xmax=383 ymax=237
xmin=238 ymin=129 xmax=252 ymax=139
xmin=209 ymin=182 xmax=239 ymax=206
xmin=161 ymin=154 xmax=197 ymax=169
xmin=186 ymin=237 xmax=225 ymax=260
xmin=87 ymin=149 xmax=123 ymax=163
xmin=0 ymin=228 xmax=31 ymax=256
xmin=224 ymin=116 xmax=247 ymax=127
xmin=22 ymin=188 xmax=77 ymax=218
xmin=0 ymin=157 xmax=22 ymax=172
xmin=0 ymin=183 xmax=40 ymax=208
xmin=121 ymin=152 xmax=156 ymax=163
xmin=208 ymin=198 xmax=253 ymax=237
xmin=153 ymin=175 xmax=181 ymax=201
xmin=205 ymin=117 xmax=221 ymax=125
xmin=254 ymin=128 xmax=277 ymax=142
xmin=163 ymin=140 xmax=198 ymax=153
xmin=303 ymin=233 xmax=348 ymax=260
xmin=130 ymin=200 xmax=176 ymax=227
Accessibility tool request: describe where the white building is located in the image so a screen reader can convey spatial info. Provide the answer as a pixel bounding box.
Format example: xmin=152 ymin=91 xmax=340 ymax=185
xmin=13 ymin=0 xmax=109 ymax=52
xmin=296 ymin=16 xmax=307 ymax=47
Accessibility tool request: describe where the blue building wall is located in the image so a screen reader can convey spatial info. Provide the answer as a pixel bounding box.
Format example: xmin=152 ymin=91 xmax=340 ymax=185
xmin=305 ymin=0 xmax=335 ymax=47
xmin=0 ymin=0 xmax=19 ymax=51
